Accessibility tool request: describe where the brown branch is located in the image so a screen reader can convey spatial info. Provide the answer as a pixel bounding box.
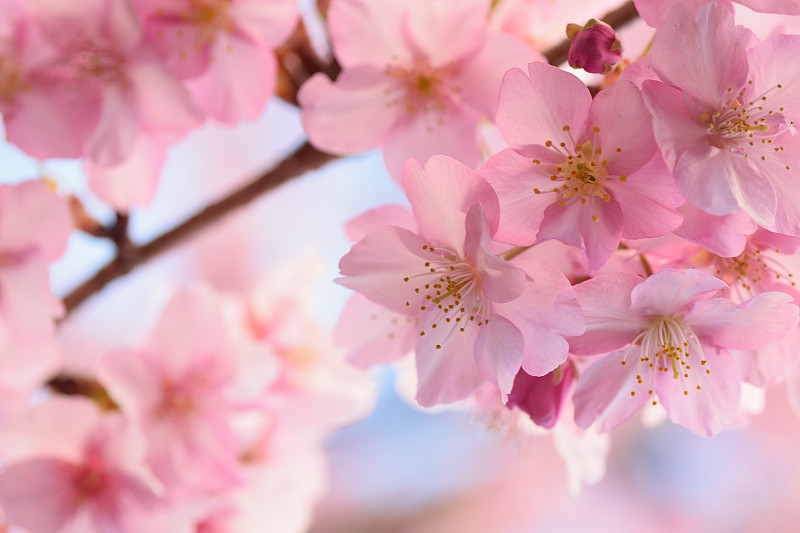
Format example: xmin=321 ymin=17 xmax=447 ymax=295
xmin=543 ymin=1 xmax=639 ymax=65
xmin=61 ymin=142 xmax=336 ymax=314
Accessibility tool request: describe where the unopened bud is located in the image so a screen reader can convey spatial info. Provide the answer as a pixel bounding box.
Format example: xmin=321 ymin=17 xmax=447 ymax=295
xmin=566 ymin=19 xmax=622 ymax=75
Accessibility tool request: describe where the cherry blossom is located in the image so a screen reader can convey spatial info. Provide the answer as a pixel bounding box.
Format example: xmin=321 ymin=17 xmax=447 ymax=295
xmin=299 ymin=0 xmax=537 ymax=178
xmin=571 ymin=269 xmax=798 ymax=436
xmin=482 ymin=61 xmax=683 ymax=271
xmin=642 ymin=2 xmax=800 ymax=233
xmin=0 ymin=180 xmax=71 ymax=340
xmin=135 ymin=0 xmax=298 ymax=123
xmin=97 ymin=285 xmax=278 ymax=494
xmin=338 ymin=155 xmax=583 ymax=406
xmin=0 ymin=398 xmax=177 ymax=533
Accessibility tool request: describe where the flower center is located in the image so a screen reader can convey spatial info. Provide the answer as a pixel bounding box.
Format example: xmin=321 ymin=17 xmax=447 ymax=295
xmin=403 ymin=244 xmax=488 ymax=350
xmin=623 ymin=316 xmax=710 ymax=403
xmin=701 ymin=244 xmax=796 ymax=300
xmin=531 ymin=125 xmax=626 ymax=223
xmin=0 ymin=54 xmax=25 ymax=103
xmin=385 ymin=59 xmax=461 ymax=117
xmin=701 ymin=81 xmax=794 ymax=169
xmin=181 ymin=0 xmax=234 ymax=44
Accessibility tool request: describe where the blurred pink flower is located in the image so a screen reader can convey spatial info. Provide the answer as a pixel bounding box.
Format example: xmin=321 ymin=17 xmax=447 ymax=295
xmin=136 ymin=0 xmax=298 ymax=123
xmin=299 ymin=0 xmax=537 ymax=178
xmin=0 ymin=181 xmax=71 ymax=340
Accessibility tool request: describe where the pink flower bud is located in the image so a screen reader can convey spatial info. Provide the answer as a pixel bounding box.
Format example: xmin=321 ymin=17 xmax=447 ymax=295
xmin=566 ymin=19 xmax=622 ymax=75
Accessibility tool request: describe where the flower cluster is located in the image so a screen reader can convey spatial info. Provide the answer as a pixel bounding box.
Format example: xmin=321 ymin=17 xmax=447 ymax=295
xmin=6 ymin=0 xmax=800 ymax=528
xmin=330 ymin=0 xmax=800 ymax=453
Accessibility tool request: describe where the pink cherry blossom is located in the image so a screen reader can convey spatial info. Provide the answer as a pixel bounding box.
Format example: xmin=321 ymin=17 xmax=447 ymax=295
xmin=482 ymin=62 xmax=683 ymax=271
xmin=135 ymin=0 xmax=298 ymax=123
xmin=0 ymin=398 xmax=170 ymax=533
xmin=299 ymin=0 xmax=537 ymax=178
xmin=338 ymin=155 xmax=583 ymax=406
xmin=97 ymin=284 xmax=278 ymax=494
xmin=571 ymin=269 xmax=798 ymax=436
xmin=642 ymin=2 xmax=800 ymax=234
xmin=229 ymin=258 xmax=376 ymax=433
xmin=0 ymin=180 xmax=71 ymax=340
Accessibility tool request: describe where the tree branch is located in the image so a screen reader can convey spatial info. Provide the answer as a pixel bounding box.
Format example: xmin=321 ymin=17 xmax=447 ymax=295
xmin=62 ymin=143 xmax=337 ymax=315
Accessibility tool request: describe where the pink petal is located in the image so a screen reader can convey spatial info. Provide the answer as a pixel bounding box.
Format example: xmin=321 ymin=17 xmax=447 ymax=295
xmin=230 ymin=0 xmax=298 ymax=46
xmin=606 ymin=155 xmax=684 ymax=240
xmin=588 ymin=80 xmax=656 ymax=176
xmin=128 ymin=61 xmax=202 ymax=138
xmin=402 ymin=0 xmax=488 ymax=67
xmin=345 ymin=204 xmax=416 ymax=243
xmin=402 ymin=156 xmax=498 ymax=252
xmin=382 ymin=106 xmax=481 ymax=182
xmin=96 ymin=348 xmax=164 ymax=421
xmin=480 ymin=148 xmax=552 ymax=246
xmin=0 ymin=255 xmax=62 ymax=339
xmin=5 ymin=87 xmax=100 ymax=159
xmin=337 ymin=225 xmax=439 ymax=314
xmin=454 ymin=32 xmax=539 ymax=118
xmin=630 ymin=268 xmax=726 ymax=316
xmin=569 ymin=272 xmax=645 ymax=356
xmin=687 ymin=292 xmax=799 ymax=350
xmin=414 ymin=311 xmax=485 ymax=406
xmin=333 ymin=293 xmax=416 ymax=368
xmin=186 ymin=35 xmax=275 ymax=124
xmin=757 ymin=140 xmax=800 ymax=236
xmin=578 ymin=197 xmax=624 ymax=272
xmin=496 ymin=63 xmax=591 ymax=150
xmin=736 ymin=0 xmax=800 ymax=16
xmin=650 ymin=2 xmax=747 ymax=107
xmin=474 ymin=313 xmax=524 ymax=396
xmin=299 ymin=68 xmax=401 ymax=154
xmin=655 ymin=346 xmax=740 ymax=437
xmin=86 ymin=84 xmax=140 ymax=166
xmin=0 ymin=458 xmax=77 ymax=533
xmin=674 ymin=204 xmax=756 ymax=258
xmin=328 ymin=0 xmax=411 ymax=68
xmin=463 ymin=204 xmax=525 ymax=303
xmin=86 ymin=136 xmax=167 ymax=210
xmin=675 ymin=145 xmax=775 ymax=222
xmin=747 ymin=34 xmax=800 ymax=123
xmin=0 ymin=181 xmax=72 ymax=260
xmin=641 ymin=79 xmax=708 ymax=171
xmin=573 ymin=348 xmax=649 ymax=432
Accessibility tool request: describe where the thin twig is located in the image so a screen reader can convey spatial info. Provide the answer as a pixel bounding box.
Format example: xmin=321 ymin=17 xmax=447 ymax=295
xmin=61 ymin=143 xmax=336 ymax=315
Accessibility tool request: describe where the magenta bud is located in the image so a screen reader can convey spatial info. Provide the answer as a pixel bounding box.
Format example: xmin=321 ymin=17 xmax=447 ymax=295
xmin=566 ymin=19 xmax=622 ymax=75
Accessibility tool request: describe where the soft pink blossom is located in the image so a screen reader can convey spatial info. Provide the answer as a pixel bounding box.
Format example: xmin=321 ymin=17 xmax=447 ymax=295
xmin=97 ymin=285 xmax=278 ymax=494
xmin=0 ymin=180 xmax=71 ymax=340
xmin=135 ymin=0 xmax=298 ymax=123
xmin=642 ymin=2 xmax=800 ymax=234
xmin=0 ymin=398 xmax=170 ymax=533
xmin=299 ymin=0 xmax=537 ymax=178
xmin=571 ymin=268 xmax=798 ymax=436
xmin=338 ymin=155 xmax=583 ymax=406
xmin=482 ymin=62 xmax=683 ymax=271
